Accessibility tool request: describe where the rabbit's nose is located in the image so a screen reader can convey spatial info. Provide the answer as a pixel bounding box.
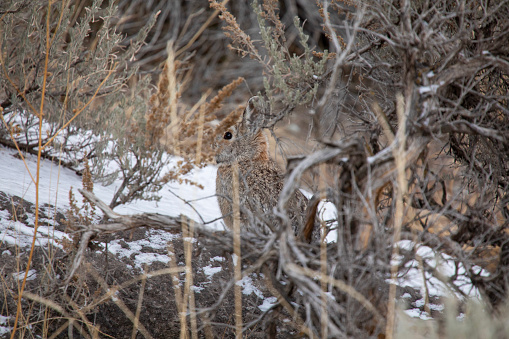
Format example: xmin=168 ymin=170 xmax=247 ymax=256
xmin=214 ymin=152 xmax=223 ymax=164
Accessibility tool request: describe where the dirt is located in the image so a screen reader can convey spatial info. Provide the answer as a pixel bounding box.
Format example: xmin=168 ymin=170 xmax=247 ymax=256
xmin=0 ymin=192 xmax=298 ymax=338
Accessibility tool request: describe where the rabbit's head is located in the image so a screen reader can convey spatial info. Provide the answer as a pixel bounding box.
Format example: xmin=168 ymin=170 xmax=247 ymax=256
xmin=215 ymin=96 xmax=270 ymax=165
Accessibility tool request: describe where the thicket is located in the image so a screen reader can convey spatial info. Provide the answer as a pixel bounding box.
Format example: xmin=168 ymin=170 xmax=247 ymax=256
xmin=203 ymin=0 xmax=509 ymax=337
xmin=1 ymin=0 xmax=509 ymax=338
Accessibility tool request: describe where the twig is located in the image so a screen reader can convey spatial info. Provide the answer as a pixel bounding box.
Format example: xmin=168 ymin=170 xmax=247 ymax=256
xmin=232 ymin=163 xmax=243 ymax=338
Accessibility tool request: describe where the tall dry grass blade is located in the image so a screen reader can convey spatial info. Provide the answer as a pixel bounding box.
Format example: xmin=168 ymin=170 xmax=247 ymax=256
xmin=179 ymin=216 xmax=190 ymax=339
xmin=131 ymin=266 xmax=148 ymax=339
xmin=166 ymin=41 xmax=180 ymax=157
xmin=232 ymin=162 xmax=243 ymax=338
xmin=10 ymin=2 xmax=54 ymax=335
xmin=185 ymin=218 xmax=199 ymax=339
xmin=187 ymin=93 xmax=209 ymax=338
xmin=195 ymin=105 xmax=206 ymax=165
xmin=167 ymin=241 xmax=187 ymax=337
xmin=385 ymin=93 xmax=409 ymax=339
xmin=319 ymin=164 xmax=328 ymax=338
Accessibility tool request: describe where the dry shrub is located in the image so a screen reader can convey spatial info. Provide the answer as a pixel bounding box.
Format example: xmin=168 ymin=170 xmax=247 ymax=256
xmin=200 ymin=0 xmax=509 ymax=337
xmin=3 ymin=0 xmax=509 ymax=338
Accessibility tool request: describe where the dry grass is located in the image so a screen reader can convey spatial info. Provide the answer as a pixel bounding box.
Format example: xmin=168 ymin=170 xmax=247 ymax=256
xmin=2 ymin=0 xmax=509 ymax=338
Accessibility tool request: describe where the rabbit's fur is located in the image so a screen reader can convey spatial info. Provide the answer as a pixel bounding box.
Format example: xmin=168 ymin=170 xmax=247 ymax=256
xmin=215 ymin=96 xmax=307 ymax=234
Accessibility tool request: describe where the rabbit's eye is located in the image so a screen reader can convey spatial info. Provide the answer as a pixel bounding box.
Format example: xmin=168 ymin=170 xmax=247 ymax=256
xmin=224 ymin=132 xmax=233 ymax=140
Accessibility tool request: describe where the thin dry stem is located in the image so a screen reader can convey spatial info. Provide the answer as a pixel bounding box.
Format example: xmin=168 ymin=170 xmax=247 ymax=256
xmin=184 ymin=216 xmax=199 ymax=339
xmin=167 ymin=241 xmax=187 ymax=337
xmin=232 ymin=162 xmax=243 ymax=338
xmin=385 ymin=93 xmax=408 ymax=339
xmin=131 ymin=266 xmax=148 ymax=339
xmin=11 ymin=3 xmax=53 ymax=335
xmin=180 ymin=216 xmax=191 ymax=339
xmin=319 ymin=163 xmax=328 ymax=338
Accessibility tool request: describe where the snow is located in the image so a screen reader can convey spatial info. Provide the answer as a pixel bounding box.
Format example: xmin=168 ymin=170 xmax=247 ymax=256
xmin=419 ymin=84 xmax=440 ymax=94
xmin=203 ymin=264 xmax=222 ymax=279
xmin=12 ymin=269 xmax=37 ymax=281
xmin=258 ymin=296 xmax=278 ymax=311
xmin=300 ymin=190 xmax=338 ymax=243
xmin=106 ymin=227 xmax=188 ymax=270
xmin=0 ymin=143 xmax=479 ymax=322
xmin=0 ymin=146 xmax=224 ymax=229
xmin=395 ymin=240 xmax=483 ymax=301
xmin=0 ymin=315 xmax=12 ymax=336
xmin=419 ymin=81 xmax=444 ymax=94
xmin=232 ymin=253 xmax=241 ymax=266
xmin=237 ymin=275 xmax=265 ymax=299
xmin=404 ymin=308 xmax=433 ymax=320
xmin=0 ymin=216 xmax=69 ymax=249
xmin=192 ymin=285 xmax=205 ymax=292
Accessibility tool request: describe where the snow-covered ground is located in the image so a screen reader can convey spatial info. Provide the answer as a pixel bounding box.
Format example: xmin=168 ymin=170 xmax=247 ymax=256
xmin=0 ymin=144 xmax=227 ymax=272
xmin=0 ymin=143 xmax=227 ymax=273
xmin=0 ymin=145 xmax=223 ymax=227
xmin=0 ymin=144 xmax=297 ymax=333
xmin=0 ymin=143 xmax=481 ymax=332
xmin=0 ymin=143 xmax=337 ymax=249
xmin=0 ymin=145 xmax=228 ymax=334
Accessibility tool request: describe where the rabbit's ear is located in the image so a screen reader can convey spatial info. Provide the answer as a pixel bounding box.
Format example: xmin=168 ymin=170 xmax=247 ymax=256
xmin=240 ymin=96 xmax=262 ymax=133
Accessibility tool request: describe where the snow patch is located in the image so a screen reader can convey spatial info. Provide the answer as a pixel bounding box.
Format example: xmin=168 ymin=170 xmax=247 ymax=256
xmin=12 ymin=269 xmax=37 ymax=281
xmin=237 ymin=275 xmax=264 ymax=299
xmin=404 ymin=308 xmax=432 ymax=320
xmin=0 ymin=216 xmax=68 ymax=249
xmin=192 ymin=285 xmax=205 ymax=293
xmin=203 ymin=265 xmax=222 ymax=279
xmin=419 ymin=81 xmax=444 ymax=94
xmin=0 ymin=146 xmax=223 ymax=229
xmin=0 ymin=315 xmax=12 ymax=336
xmin=393 ymin=240 xmax=482 ymax=300
xmin=232 ymin=253 xmax=239 ymax=266
xmin=105 ymin=229 xmax=180 ymax=270
xmin=258 ymin=297 xmax=278 ymax=312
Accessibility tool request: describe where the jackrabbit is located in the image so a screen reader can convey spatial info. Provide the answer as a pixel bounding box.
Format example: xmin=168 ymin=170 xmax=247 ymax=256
xmin=215 ymin=96 xmax=308 ymax=235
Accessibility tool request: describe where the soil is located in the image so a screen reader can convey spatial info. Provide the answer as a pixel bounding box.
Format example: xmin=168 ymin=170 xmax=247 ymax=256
xmin=0 ymin=192 xmax=296 ymax=338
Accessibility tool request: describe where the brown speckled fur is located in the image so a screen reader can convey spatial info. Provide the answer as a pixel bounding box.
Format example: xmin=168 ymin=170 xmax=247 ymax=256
xmin=215 ymin=97 xmax=307 ymax=233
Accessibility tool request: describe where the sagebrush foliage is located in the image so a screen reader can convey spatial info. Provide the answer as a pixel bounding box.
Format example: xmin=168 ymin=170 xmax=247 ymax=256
xmin=210 ymin=0 xmax=329 ymax=122
xmin=0 ymin=0 xmax=174 ymax=208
